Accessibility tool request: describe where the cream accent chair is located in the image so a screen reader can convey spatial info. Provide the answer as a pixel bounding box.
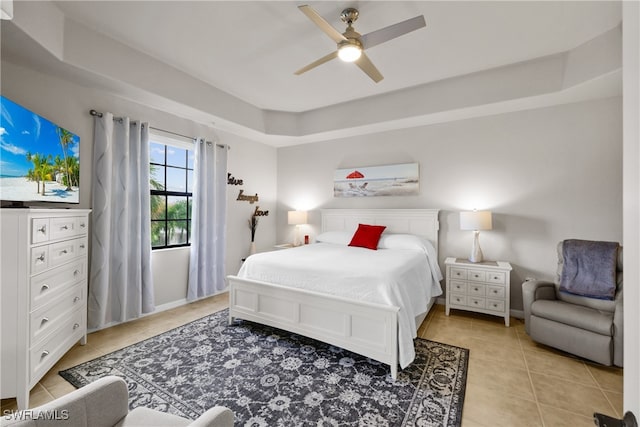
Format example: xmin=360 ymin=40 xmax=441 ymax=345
xmin=1 ymin=376 xmax=234 ymax=427
xmin=522 ymin=241 xmax=623 ymax=367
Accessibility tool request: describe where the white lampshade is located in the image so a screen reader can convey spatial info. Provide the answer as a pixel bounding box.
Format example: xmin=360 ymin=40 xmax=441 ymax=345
xmin=288 ymin=210 xmax=308 ymax=225
xmin=460 ymin=211 xmax=492 ymax=231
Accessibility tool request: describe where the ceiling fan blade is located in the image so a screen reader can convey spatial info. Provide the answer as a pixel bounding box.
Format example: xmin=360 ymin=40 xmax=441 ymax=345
xmin=294 ymin=51 xmax=339 ymax=75
xmin=360 ymin=15 xmax=426 ymax=49
xmin=298 ymin=5 xmax=346 ymax=44
xmin=355 ymin=52 xmax=384 ymax=83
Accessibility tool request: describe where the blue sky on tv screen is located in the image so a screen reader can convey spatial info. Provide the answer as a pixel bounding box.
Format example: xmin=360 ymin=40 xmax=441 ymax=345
xmin=1 ymin=95 xmax=80 ymax=177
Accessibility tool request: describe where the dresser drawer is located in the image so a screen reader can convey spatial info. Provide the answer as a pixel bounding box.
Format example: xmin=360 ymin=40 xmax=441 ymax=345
xmin=31 ymin=218 xmax=50 ymax=244
xmin=450 ymin=294 xmax=467 ymax=306
xmin=49 ymin=239 xmax=80 ymax=268
xmin=30 ymin=283 xmax=85 ymax=345
xmin=49 ymin=217 xmax=81 ymax=241
xmin=30 ymin=261 xmax=85 ymax=310
xmin=467 ymin=270 xmax=486 ymax=282
xmin=30 ymin=246 xmax=49 ymax=274
xmin=487 ymin=271 xmax=507 ymax=285
xmin=487 ymin=285 xmax=505 ymax=299
xmin=468 ymin=297 xmax=486 ymax=309
xmin=467 ymin=283 xmax=486 ymax=296
xmin=449 ymin=267 xmax=467 ymax=280
xmin=450 ymin=280 xmax=467 ymax=294
xmin=486 ymin=299 xmax=505 ymax=313
xmin=30 ymin=310 xmax=84 ymax=384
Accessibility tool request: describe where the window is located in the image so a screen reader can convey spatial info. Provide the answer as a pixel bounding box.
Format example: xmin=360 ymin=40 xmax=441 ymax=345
xmin=149 ymin=136 xmax=194 ymax=249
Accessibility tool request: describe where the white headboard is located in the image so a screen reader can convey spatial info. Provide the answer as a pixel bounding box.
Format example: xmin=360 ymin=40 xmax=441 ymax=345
xmin=321 ymin=209 xmax=440 ymax=255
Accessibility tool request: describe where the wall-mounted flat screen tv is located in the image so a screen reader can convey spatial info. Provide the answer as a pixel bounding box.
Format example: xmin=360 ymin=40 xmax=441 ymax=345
xmin=1 ymin=95 xmax=80 ymax=205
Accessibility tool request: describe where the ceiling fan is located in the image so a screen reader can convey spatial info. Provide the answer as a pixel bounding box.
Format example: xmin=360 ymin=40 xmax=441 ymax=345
xmin=294 ymin=5 xmax=426 ymax=83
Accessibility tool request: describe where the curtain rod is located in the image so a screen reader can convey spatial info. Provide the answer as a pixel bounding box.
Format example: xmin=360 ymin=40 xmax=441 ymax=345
xmin=89 ymin=109 xmax=229 ymax=149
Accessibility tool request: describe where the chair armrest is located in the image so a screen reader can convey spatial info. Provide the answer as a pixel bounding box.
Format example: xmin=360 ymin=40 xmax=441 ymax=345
xmin=188 ymin=406 xmax=234 ymax=427
xmin=522 ymin=280 xmax=556 ymax=334
xmin=5 ymin=376 xmax=129 ymax=427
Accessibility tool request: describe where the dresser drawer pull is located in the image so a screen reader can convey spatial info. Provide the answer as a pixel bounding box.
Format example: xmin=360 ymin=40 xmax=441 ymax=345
xmin=60 ymin=225 xmax=69 ymax=230
xmin=80 ymin=244 xmax=86 ymax=249
xmin=73 ymin=296 xmax=80 ymax=303
xmin=492 ymin=303 xmax=499 ymax=308
xmin=492 ymin=289 xmax=498 ymax=294
xmin=473 ymin=287 xmax=479 ymax=291
xmin=41 ymin=317 xmax=49 ymax=324
xmin=73 ymin=270 xmax=80 ymax=276
xmin=60 ymin=249 xmax=68 ymax=255
xmin=493 ymin=276 xmax=500 ymax=280
xmin=36 ymin=254 xmax=46 ymax=262
xmin=473 ymin=300 xmax=479 ymax=305
xmin=38 ymin=225 xmax=47 ymax=234
xmin=41 ymin=350 xmax=50 ymax=359
xmin=73 ymin=323 xmax=80 ymax=330
xmin=41 ymin=284 xmax=50 ymax=291
xmin=80 ymin=223 xmax=86 ymax=228
xmin=473 ymin=274 xmax=480 ymax=278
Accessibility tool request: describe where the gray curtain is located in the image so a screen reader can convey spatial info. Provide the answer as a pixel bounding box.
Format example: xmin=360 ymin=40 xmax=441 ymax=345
xmin=88 ymin=112 xmax=154 ymax=329
xmin=188 ymin=138 xmax=228 ymax=300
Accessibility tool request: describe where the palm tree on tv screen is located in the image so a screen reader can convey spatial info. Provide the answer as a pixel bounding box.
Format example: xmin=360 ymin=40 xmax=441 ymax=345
xmin=56 ymin=127 xmax=76 ymax=191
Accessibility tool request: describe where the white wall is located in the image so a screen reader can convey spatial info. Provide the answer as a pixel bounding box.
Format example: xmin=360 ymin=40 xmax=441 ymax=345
xmin=277 ymin=97 xmax=623 ymax=312
xmin=1 ymin=61 xmax=277 ymax=309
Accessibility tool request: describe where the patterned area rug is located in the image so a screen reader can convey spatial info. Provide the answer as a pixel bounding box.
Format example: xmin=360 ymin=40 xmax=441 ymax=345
xmin=60 ymin=309 xmax=468 ymax=426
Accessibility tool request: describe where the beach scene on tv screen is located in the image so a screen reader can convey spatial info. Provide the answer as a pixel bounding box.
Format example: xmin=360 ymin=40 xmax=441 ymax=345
xmin=1 ymin=96 xmax=80 ymax=203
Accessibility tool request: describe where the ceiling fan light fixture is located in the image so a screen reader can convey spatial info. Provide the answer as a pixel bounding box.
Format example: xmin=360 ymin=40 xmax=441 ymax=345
xmin=337 ymin=41 xmax=362 ymax=62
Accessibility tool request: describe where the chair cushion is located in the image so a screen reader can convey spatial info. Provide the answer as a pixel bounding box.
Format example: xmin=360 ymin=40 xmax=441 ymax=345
xmin=531 ymin=299 xmax=613 ymax=336
xmin=116 ymin=407 xmax=191 ymax=427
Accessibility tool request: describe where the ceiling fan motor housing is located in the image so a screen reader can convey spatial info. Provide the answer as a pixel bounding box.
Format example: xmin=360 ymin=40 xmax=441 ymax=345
xmin=340 ymin=8 xmax=359 ymax=24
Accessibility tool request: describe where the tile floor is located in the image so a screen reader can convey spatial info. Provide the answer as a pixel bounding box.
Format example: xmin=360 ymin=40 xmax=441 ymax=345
xmin=2 ymin=294 xmax=623 ymax=426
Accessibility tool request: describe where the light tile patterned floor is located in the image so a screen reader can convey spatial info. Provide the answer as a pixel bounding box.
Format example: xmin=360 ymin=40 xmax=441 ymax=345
xmin=2 ymin=294 xmax=623 ymax=426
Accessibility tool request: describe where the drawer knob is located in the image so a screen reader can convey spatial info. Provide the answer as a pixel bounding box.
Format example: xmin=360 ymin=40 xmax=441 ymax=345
xmin=41 ymin=284 xmax=50 ymax=291
xmin=61 ymin=225 xmax=68 ymax=230
xmin=74 ymin=270 xmax=80 ymax=276
xmin=80 ymin=223 xmax=86 ymax=228
xmin=80 ymin=244 xmax=86 ymax=249
xmin=474 ymin=301 xmax=478 ymax=304
xmin=474 ymin=287 xmax=478 ymax=291
xmin=73 ymin=296 xmax=80 ymax=303
xmin=38 ymin=225 xmax=47 ymax=234
xmin=41 ymin=317 xmax=49 ymax=324
xmin=41 ymin=350 xmax=49 ymax=358
xmin=73 ymin=323 xmax=80 ymax=330
xmin=494 ymin=276 xmax=499 ymax=280
xmin=474 ymin=274 xmax=479 ymax=278
xmin=36 ymin=254 xmax=45 ymax=262
xmin=60 ymin=249 xmax=68 ymax=255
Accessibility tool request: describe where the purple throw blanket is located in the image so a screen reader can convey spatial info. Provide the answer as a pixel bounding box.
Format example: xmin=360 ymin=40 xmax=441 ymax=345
xmin=559 ymin=239 xmax=619 ymax=300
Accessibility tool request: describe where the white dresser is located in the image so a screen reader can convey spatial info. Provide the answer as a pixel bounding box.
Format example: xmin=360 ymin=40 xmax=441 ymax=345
xmin=1 ymin=208 xmax=90 ymax=409
xmin=444 ymin=257 xmax=512 ymax=326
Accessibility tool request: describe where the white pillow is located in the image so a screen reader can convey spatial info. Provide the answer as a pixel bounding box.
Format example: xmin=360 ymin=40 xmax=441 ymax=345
xmin=315 ymin=231 xmax=352 ymax=246
xmin=377 ymin=233 xmax=428 ymax=250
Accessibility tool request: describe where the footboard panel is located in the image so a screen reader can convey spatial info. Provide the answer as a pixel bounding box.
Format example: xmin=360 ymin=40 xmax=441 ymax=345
xmin=227 ymin=275 xmax=399 ymax=378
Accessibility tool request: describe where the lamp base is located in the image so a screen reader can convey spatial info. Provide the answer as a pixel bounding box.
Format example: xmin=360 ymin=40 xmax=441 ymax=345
xmin=469 ymin=230 xmax=484 ymax=263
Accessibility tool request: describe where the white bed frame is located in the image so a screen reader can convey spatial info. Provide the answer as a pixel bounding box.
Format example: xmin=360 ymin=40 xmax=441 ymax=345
xmin=226 ymin=208 xmax=440 ymax=379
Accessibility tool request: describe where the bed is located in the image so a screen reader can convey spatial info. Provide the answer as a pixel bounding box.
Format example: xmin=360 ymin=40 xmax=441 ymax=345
xmin=226 ymin=208 xmax=442 ymax=379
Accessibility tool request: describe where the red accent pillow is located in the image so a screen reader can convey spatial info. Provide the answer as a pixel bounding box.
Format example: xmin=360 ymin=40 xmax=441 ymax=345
xmin=348 ymin=224 xmax=387 ymax=250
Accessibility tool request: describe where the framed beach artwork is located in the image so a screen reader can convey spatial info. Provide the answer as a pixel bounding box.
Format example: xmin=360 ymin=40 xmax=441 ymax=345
xmin=334 ymin=163 xmax=419 ymax=197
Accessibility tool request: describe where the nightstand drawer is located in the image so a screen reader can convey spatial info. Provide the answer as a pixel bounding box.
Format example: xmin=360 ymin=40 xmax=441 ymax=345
xmin=450 ymin=280 xmax=467 ymax=294
xmin=468 ymin=283 xmax=486 ymax=296
xmin=450 ymin=294 xmax=467 ymax=306
xmin=486 ymin=299 xmax=505 ymax=313
xmin=450 ymin=267 xmax=468 ymax=280
xmin=487 ymin=285 xmax=505 ymax=299
xmin=468 ymin=297 xmax=486 ymax=309
xmin=487 ymin=271 xmax=507 ymax=284
xmin=467 ymin=270 xmax=486 ymax=282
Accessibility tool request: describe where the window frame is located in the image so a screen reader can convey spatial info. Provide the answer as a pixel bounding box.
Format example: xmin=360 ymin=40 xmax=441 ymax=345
xmin=149 ymin=133 xmax=194 ymax=250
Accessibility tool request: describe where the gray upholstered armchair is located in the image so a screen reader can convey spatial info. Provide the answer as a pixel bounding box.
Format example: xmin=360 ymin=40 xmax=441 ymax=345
xmin=2 ymin=376 xmax=234 ymax=427
xmin=522 ymin=240 xmax=623 ymax=367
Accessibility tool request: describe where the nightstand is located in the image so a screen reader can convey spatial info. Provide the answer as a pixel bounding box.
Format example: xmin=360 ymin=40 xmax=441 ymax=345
xmin=444 ymin=257 xmax=513 ymax=326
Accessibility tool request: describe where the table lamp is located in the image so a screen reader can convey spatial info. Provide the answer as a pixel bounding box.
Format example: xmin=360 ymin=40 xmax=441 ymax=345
xmin=459 ymin=210 xmax=492 ymax=263
xmin=288 ymin=210 xmax=308 ymax=246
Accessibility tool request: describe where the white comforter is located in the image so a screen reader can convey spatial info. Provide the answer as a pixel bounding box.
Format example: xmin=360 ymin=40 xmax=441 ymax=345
xmin=236 ymin=239 xmax=443 ymax=368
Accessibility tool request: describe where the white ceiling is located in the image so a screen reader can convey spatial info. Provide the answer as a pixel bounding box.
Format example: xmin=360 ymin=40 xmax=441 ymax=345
xmin=50 ymin=1 xmax=622 ymax=113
